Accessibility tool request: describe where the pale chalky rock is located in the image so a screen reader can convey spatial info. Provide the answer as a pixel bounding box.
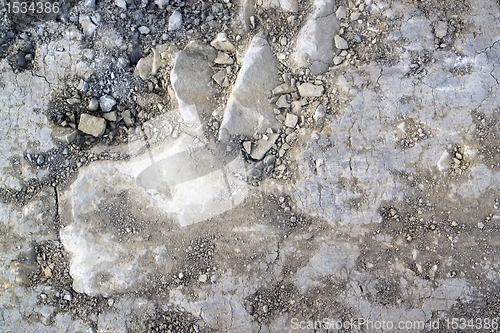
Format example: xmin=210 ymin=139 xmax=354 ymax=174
xmin=78 ymin=114 xmax=106 ymax=137
xmin=219 ymin=36 xmax=280 ymax=138
xmin=295 ymin=0 xmax=340 ymax=74
xmin=210 ymin=33 xmax=236 ymax=52
xmin=334 ymin=35 xmax=348 ymax=49
xmin=298 ymin=83 xmax=324 ymax=97
xmin=168 ymin=10 xmax=183 ymax=31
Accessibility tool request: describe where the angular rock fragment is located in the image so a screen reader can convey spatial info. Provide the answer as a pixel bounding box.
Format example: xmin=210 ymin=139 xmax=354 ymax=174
xmin=273 ymin=83 xmax=296 ymax=95
xmin=154 ymin=0 xmax=168 ymax=9
xmin=211 ymin=33 xmax=236 ymax=52
xmin=251 ymin=133 xmax=279 ymax=160
xmin=168 ymin=10 xmax=183 ymax=31
xmin=298 ymin=83 xmax=324 ymax=97
xmin=219 ymin=36 xmax=280 ymax=138
xmin=295 ymin=0 xmax=341 ymax=74
xmin=276 ymin=95 xmax=290 ymax=108
xmin=214 ymin=51 xmax=234 ymax=65
xmin=213 ymin=69 xmax=227 ymax=86
xmin=79 ymin=15 xmax=97 ymax=36
xmin=99 ymin=95 xmax=116 ymax=112
xmin=51 ymin=126 xmax=78 ymax=144
xmin=78 ymin=114 xmax=106 ymax=137
xmin=334 ymin=35 xmax=348 ymax=50
xmin=285 ymin=113 xmax=298 ymax=128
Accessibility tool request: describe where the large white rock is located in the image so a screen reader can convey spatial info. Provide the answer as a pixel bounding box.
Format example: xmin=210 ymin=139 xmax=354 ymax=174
xmin=219 ymin=36 xmax=280 ymax=138
xmin=295 ymin=0 xmax=340 ymax=74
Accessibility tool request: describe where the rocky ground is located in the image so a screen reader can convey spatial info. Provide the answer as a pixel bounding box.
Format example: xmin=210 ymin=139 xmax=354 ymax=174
xmin=0 ymin=0 xmax=499 ymax=331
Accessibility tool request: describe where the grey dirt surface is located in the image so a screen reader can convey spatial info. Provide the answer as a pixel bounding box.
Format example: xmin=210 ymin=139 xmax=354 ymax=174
xmin=1 ymin=0 xmax=500 ymax=332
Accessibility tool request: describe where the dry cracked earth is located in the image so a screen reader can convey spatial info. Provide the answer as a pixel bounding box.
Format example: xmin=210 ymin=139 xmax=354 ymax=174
xmin=0 ymin=0 xmax=500 ymax=331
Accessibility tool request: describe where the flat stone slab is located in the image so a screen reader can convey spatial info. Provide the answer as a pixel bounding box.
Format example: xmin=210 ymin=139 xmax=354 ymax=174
xmin=219 ymin=36 xmax=280 ymax=138
xmin=295 ymin=0 xmax=340 ymax=74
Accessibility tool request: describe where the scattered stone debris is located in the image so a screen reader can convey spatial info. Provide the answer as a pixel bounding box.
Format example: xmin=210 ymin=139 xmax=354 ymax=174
xmin=1 ymin=0 xmax=499 ymax=331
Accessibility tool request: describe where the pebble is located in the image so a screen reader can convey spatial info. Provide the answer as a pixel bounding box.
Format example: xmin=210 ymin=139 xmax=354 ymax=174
xmin=154 ymin=0 xmax=168 ymax=9
xmin=168 ymin=11 xmax=183 ymax=31
xmin=99 ymin=95 xmax=116 ymax=112
xmin=210 ymin=33 xmax=235 ymax=52
xmin=334 ymin=35 xmax=349 ymax=49
xmin=88 ymin=97 xmax=99 ymax=111
xmin=333 ymin=55 xmax=344 ymax=65
xmin=285 ymin=113 xmax=299 ymax=128
xmin=336 ymin=6 xmax=347 ymax=19
xmin=243 ymin=141 xmax=253 ymax=154
xmin=276 ymin=95 xmax=290 ymax=108
xmin=291 ymin=101 xmax=302 ymax=114
xmin=36 ymin=155 xmax=45 ymax=165
xmin=84 ymin=0 xmax=95 ymax=8
xmin=210 ymin=275 xmax=218 ymax=283
xmin=314 ymin=105 xmax=326 ymax=121
xmin=115 ymin=0 xmax=127 ymax=9
xmin=78 ymin=114 xmax=107 ymax=137
xmin=298 ymin=83 xmax=324 ymax=97
xmin=199 ymin=274 xmax=208 ymax=283
xmin=51 ymin=127 xmax=78 ymax=143
xmin=138 ymin=26 xmax=150 ymax=34
xmin=79 ymin=15 xmax=97 ymax=36
xmin=214 ymin=52 xmax=234 ymax=65
xmin=212 ymin=69 xmax=227 ymax=86
xmin=273 ymin=83 xmax=296 ymax=96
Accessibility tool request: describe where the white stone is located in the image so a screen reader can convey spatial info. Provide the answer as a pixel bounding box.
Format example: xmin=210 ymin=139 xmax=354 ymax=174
xmin=285 ymin=113 xmax=299 ymax=128
xmin=298 ymin=83 xmax=324 ymax=97
xmin=79 ymin=15 xmax=97 ymax=36
xmin=210 ymin=33 xmax=236 ymax=52
xmin=295 ymin=0 xmax=340 ymax=74
xmin=99 ymin=95 xmax=116 ymax=112
xmin=138 ymin=26 xmax=150 ymax=34
xmin=435 ymin=20 xmax=448 ymax=38
xmin=219 ymin=36 xmax=280 ymax=138
xmin=250 ymin=133 xmax=279 ymax=160
xmin=154 ymin=0 xmax=168 ymax=9
xmin=115 ymin=0 xmax=127 ymax=9
xmin=334 ymin=35 xmax=348 ymax=49
xmin=168 ymin=11 xmax=183 ymax=31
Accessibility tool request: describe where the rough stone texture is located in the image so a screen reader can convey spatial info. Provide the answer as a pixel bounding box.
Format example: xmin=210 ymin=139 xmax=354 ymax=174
xmin=2 ymin=0 xmax=500 ymax=331
xmin=298 ymin=82 xmax=324 ymax=97
xmin=219 ymin=36 xmax=280 ymax=138
xmin=59 ymin=105 xmax=248 ymax=295
xmin=78 ymin=114 xmax=107 ymax=137
xmin=171 ymin=42 xmax=216 ymax=121
xmin=295 ymin=0 xmax=340 ymax=74
xmin=0 ymin=26 xmax=93 ymax=189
